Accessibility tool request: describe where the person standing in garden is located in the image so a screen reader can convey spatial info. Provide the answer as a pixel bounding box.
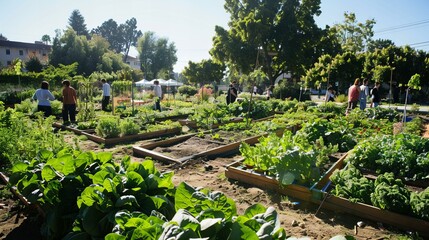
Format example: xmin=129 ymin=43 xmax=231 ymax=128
xmin=32 ymin=81 xmax=55 ymax=117
xmin=266 ymin=85 xmax=274 ymax=100
xmin=359 ymin=78 xmax=369 ymax=110
xmin=101 ymin=79 xmax=110 ymax=111
xmin=226 ymin=82 xmax=237 ymax=105
xmin=346 ymin=78 xmax=360 ymax=114
xmin=62 ymin=80 xmax=77 ymax=125
xmin=153 ymin=80 xmax=162 ymax=111
xmin=370 ymin=82 xmax=381 ymax=107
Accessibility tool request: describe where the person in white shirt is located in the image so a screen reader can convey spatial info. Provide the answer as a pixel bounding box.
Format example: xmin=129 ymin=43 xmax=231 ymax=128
xmin=153 ymin=80 xmax=162 ymax=111
xmin=359 ymin=78 xmax=369 ymax=110
xmin=253 ymin=85 xmax=258 ymax=95
xmin=32 ymin=81 xmax=55 ymax=117
xmin=101 ymin=79 xmax=110 ymax=111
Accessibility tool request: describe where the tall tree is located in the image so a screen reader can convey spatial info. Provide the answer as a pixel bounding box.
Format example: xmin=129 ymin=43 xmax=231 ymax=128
xmin=330 ymin=12 xmax=376 ymax=53
xmin=92 ymin=19 xmax=123 ymax=53
xmin=138 ymin=31 xmax=177 ymax=79
xmin=210 ymin=0 xmax=327 ymax=84
xmin=41 ymin=34 xmax=51 ymax=44
xmin=182 ymin=59 xmax=225 ymax=85
xmin=68 ymin=10 xmax=89 ymax=37
xmin=50 ymin=28 xmax=127 ymax=75
xmin=120 ymin=18 xmax=142 ymax=62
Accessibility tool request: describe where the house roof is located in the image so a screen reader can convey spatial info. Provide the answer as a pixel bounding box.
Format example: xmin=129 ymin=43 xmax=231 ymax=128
xmin=0 ymin=40 xmax=52 ymax=50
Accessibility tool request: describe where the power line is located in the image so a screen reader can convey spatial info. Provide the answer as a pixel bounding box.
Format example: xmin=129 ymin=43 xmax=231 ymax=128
xmin=375 ymin=19 xmax=429 ymax=34
xmin=408 ymin=40 xmax=429 ymax=46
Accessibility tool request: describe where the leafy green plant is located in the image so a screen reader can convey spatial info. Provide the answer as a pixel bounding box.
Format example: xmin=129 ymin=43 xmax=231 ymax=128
xmin=106 ymin=183 xmax=287 ymax=240
xmin=410 ymin=187 xmax=429 ymax=220
xmin=119 ymin=118 xmax=140 ymax=136
xmin=371 ymin=173 xmax=411 ymax=214
xmin=96 ymin=117 xmax=121 ymax=138
xmin=346 ymin=133 xmax=429 ymax=180
xmin=330 ymin=166 xmax=373 ymax=204
xmin=240 ymin=130 xmax=337 ymax=186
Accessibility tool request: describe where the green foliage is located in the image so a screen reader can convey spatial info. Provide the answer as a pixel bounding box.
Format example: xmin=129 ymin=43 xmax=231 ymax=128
xmin=346 ymin=133 xmax=429 ymax=180
xmin=334 ymin=94 xmax=348 ymax=103
xmin=119 ymin=118 xmax=140 ymax=136
xmin=273 ymin=81 xmax=311 ymax=101
xmin=211 ymin=0 xmax=329 ymax=81
xmin=295 ymin=118 xmax=356 ymax=152
xmin=182 ymin=59 xmax=225 ymax=85
xmin=0 ymin=110 xmax=66 ymax=168
xmin=138 ymin=31 xmax=177 ymax=79
xmin=240 ymin=131 xmax=337 ymax=186
xmin=371 ymin=173 xmax=411 ymax=214
xmin=178 ymin=85 xmax=198 ymax=96
xmin=330 ymin=166 xmax=373 ymax=204
xmin=410 ymin=187 xmax=429 ymax=220
xmin=228 ymin=99 xmax=273 ymax=120
xmin=111 ymin=80 xmax=132 ymax=96
xmin=96 ymin=117 xmax=120 ymax=138
xmin=408 ymin=73 xmax=421 ymax=90
xmin=26 ymin=56 xmax=44 ymax=72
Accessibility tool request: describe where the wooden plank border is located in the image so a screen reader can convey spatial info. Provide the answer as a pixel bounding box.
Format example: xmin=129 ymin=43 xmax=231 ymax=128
xmin=132 ymin=128 xmax=288 ymax=164
xmin=311 ymin=193 xmax=429 ymax=236
xmin=225 ymin=154 xmax=346 ymax=203
xmin=81 ymin=127 xmax=181 ymax=145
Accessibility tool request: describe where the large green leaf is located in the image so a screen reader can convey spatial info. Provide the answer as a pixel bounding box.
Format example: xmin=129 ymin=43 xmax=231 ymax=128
xmin=97 ymin=152 xmax=113 ymax=164
xmin=244 ymin=204 xmax=266 ymax=218
xmin=41 ymin=165 xmax=59 ymax=182
xmin=174 ymin=182 xmax=196 ymax=211
xmin=105 ymin=233 xmax=127 ymax=240
xmin=228 ymin=221 xmax=259 ymax=240
xmin=115 ymin=195 xmax=140 ymax=208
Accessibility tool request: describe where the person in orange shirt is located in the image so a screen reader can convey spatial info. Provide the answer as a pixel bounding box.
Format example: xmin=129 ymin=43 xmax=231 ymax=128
xmin=62 ymin=80 xmax=77 ymax=125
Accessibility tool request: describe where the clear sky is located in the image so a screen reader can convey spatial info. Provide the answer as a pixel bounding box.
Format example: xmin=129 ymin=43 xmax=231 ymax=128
xmin=1 ymin=0 xmax=429 ymax=73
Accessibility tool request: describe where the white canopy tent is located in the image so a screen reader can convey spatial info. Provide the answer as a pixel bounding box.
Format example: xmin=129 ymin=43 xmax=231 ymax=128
xmin=135 ymin=79 xmax=152 ymax=87
xmin=166 ymin=79 xmax=183 ymax=86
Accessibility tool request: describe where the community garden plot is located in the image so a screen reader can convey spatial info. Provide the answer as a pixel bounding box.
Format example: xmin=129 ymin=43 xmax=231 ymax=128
xmin=133 ymin=128 xmax=286 ymax=164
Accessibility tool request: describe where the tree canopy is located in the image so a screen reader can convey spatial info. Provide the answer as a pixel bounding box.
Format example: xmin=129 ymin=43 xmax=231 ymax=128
xmin=210 ymin=0 xmax=333 ymax=84
xmin=138 ymin=32 xmax=177 ymax=80
xmin=182 ymin=59 xmax=225 ymax=85
xmin=50 ymin=29 xmax=129 ymax=75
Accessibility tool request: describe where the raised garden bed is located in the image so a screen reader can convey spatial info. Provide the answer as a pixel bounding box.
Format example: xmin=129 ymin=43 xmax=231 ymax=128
xmin=225 ymin=152 xmax=347 ymax=202
xmin=81 ymin=127 xmax=181 ymax=145
xmin=52 ymin=122 xmax=94 ymax=135
xmin=178 ymin=117 xmax=244 ymax=129
xmin=312 ymin=188 xmax=429 ymax=236
xmin=133 ymin=128 xmax=288 ymax=164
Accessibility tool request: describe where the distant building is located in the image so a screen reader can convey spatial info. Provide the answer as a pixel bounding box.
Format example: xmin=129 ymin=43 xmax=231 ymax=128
xmin=125 ymin=55 xmax=141 ymax=70
xmin=0 ymin=40 xmax=51 ymax=67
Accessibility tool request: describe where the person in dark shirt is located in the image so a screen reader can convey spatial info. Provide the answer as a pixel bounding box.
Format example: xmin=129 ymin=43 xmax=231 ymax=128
xmin=370 ymin=82 xmax=381 ymax=107
xmin=226 ymin=82 xmax=237 ymax=105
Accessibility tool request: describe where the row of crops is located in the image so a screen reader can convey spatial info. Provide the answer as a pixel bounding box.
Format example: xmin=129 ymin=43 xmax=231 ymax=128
xmin=1 ymin=97 xmax=428 ymax=239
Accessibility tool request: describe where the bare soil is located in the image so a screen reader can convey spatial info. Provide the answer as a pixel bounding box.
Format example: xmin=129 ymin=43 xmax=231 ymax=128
xmin=0 ymin=132 xmax=413 ymax=239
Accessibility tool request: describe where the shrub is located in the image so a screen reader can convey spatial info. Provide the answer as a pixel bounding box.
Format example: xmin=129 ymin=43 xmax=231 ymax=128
xmin=178 ymin=85 xmax=197 ymax=96
xmin=273 ymin=81 xmax=311 ymax=101
xmin=335 ymin=94 xmax=348 ymax=103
